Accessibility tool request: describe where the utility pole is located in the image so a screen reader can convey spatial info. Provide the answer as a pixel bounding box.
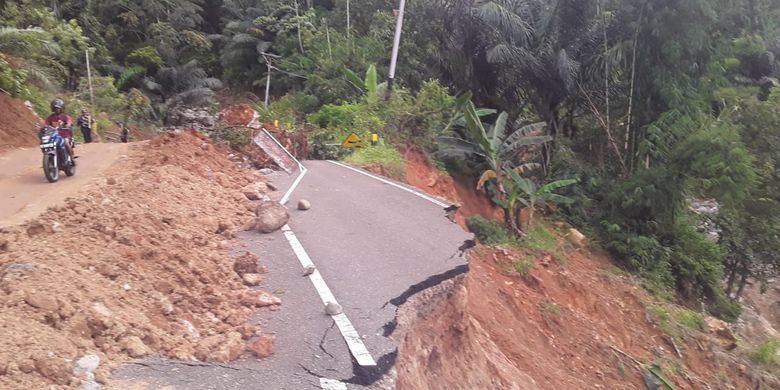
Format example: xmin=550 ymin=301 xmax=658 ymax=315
xmin=261 ymin=52 xmax=282 ymax=108
xmin=85 ymin=49 xmax=95 ymax=109
xmin=387 ymin=0 xmax=406 ymax=95
xmin=346 ymin=0 xmax=351 ymax=46
xmin=294 ymin=0 xmax=304 ymax=54
xmin=324 ymin=18 xmax=333 ymax=61
xmin=264 ymin=57 xmax=272 ymax=109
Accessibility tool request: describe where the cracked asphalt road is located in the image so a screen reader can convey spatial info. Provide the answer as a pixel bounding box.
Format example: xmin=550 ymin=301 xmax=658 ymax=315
xmin=113 ymin=160 xmax=471 ymax=389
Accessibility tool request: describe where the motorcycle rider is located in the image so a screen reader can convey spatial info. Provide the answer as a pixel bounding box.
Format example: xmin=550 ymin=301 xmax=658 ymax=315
xmin=44 ymin=98 xmax=75 ymax=159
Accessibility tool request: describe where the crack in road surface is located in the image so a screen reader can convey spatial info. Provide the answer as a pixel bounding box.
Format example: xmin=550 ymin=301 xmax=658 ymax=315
xmin=319 ymin=321 xmax=337 ymax=359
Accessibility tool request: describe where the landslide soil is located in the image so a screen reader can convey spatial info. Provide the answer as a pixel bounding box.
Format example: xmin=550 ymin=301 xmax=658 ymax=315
xmin=0 ymin=131 xmax=278 ymax=388
xmin=402 ymin=147 xmax=503 ymax=227
xmin=0 ymin=93 xmax=41 ymax=152
xmin=394 ymin=245 xmax=760 ymax=390
xmin=394 ymin=148 xmax=769 ymax=390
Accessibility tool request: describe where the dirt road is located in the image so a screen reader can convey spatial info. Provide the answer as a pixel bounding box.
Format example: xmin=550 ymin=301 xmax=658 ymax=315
xmin=0 ymin=142 xmax=130 ymax=227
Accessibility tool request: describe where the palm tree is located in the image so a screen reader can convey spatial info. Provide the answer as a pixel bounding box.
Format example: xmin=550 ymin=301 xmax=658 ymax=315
xmin=0 ymin=27 xmax=60 ymax=91
xmin=430 ymin=0 xmax=604 ymax=167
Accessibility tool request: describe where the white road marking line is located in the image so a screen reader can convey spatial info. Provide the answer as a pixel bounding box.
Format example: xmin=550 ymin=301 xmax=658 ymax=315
xmin=269 ymin=131 xmax=375 ymax=366
xmin=279 ymin=165 xmax=307 ymax=205
xmin=320 ymin=378 xmax=348 ymax=390
xmin=327 ymin=160 xmax=451 ymax=208
xmin=281 ymin=225 xmax=377 ymax=367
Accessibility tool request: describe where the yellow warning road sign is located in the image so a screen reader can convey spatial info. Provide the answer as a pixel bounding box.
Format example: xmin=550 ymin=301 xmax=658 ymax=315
xmin=342 ymin=132 xmax=364 ymax=148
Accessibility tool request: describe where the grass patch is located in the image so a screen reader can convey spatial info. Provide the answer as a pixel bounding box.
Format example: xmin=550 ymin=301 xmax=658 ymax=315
xmin=540 ymin=301 xmax=562 ymax=321
xmin=467 ymin=216 xmax=520 ymax=246
xmin=523 ymin=224 xmax=558 ymax=251
xmin=520 ymin=223 xmax=568 ymax=263
xmin=513 ymin=257 xmax=534 ymax=276
xmin=600 ymin=264 xmax=628 ymax=281
xmin=344 ymin=145 xmax=406 ymax=179
xmin=750 ymin=338 xmax=780 ymax=365
xmin=648 ymin=304 xmax=705 ymax=337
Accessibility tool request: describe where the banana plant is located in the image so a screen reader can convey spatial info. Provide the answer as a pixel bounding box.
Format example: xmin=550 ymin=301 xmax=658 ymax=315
xmin=436 ymin=93 xmax=553 ymax=232
xmin=505 ymin=169 xmax=577 ymax=229
xmin=437 ymin=93 xmax=551 ymax=184
xmin=343 ymin=64 xmax=386 ymax=102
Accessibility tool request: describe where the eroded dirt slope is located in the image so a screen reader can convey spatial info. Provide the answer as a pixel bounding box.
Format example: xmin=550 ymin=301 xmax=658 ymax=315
xmin=0 ymin=131 xmax=278 ymax=388
xmin=391 ymin=149 xmax=777 ymax=390
xmin=394 ymin=244 xmax=769 ymax=390
xmin=0 ymin=93 xmax=41 ymax=152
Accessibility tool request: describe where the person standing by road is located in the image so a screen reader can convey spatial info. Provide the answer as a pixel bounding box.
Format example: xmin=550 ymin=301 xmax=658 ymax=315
xmin=77 ymin=108 xmax=94 ymax=143
xmin=119 ymin=123 xmax=130 ymax=143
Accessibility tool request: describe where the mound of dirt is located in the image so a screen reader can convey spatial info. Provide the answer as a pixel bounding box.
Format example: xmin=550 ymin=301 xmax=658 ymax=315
xmin=394 ymin=244 xmax=764 ymax=390
xmin=0 ymin=131 xmax=277 ymax=388
xmin=402 ymin=148 xmax=504 ymax=227
xmin=219 ymin=104 xmax=256 ymax=127
xmin=0 ymin=93 xmax=41 ymax=152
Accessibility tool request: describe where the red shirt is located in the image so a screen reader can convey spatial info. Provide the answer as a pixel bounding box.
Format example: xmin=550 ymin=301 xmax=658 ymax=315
xmin=45 ymin=113 xmax=73 ymax=139
xmin=45 ymin=113 xmax=73 ymax=128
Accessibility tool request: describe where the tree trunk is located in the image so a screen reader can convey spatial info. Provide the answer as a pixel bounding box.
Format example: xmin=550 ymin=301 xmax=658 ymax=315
xmin=735 ymin=270 xmax=750 ymax=299
xmin=624 ymin=4 xmax=644 ymax=171
xmin=725 ymin=261 xmax=738 ymax=297
xmin=503 ymin=207 xmax=523 ymax=237
xmin=294 ymin=0 xmax=305 ymax=54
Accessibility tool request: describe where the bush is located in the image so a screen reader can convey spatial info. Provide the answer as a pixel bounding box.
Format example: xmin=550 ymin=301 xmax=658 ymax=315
xmin=467 ymin=216 xmax=516 ymax=246
xmin=309 ymin=130 xmax=350 ymax=160
xmin=750 ymin=338 xmax=780 ymax=365
xmin=344 ymin=145 xmax=406 ymax=179
xmin=648 ymin=305 xmax=705 ymax=337
xmin=19 ymin=85 xmax=50 ymax=117
xmin=513 ymin=258 xmax=534 ymax=276
xmin=76 ymin=76 xmax=127 ymax=113
xmin=0 ymin=54 xmax=28 ymax=96
xmin=212 ymin=126 xmax=251 ymax=150
xmin=309 ymin=102 xmax=384 ymax=134
xmin=259 ymin=93 xmax=319 ymax=129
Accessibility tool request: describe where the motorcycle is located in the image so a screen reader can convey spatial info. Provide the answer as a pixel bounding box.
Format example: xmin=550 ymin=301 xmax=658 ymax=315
xmin=38 ymin=126 xmax=76 ymax=183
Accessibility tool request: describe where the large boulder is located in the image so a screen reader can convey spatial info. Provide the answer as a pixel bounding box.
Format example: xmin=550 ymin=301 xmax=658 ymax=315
xmin=254 ymin=201 xmax=289 ymax=233
xmin=705 ymin=316 xmax=738 ymax=350
xmin=241 ymin=182 xmax=270 ymax=201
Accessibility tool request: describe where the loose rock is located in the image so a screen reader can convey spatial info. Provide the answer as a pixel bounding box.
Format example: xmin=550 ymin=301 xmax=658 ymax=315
xmin=240 ymin=291 xmax=281 ymax=307
xmin=567 ymin=228 xmax=588 ymax=248
xmin=247 ymin=335 xmax=275 ymax=359
xmin=233 ymin=252 xmax=261 ymax=275
xmin=241 ymin=183 xmax=268 ymax=201
xmin=242 ymin=273 xmax=263 ymax=286
xmin=302 ymin=265 xmax=316 ymax=276
xmin=195 ymin=332 xmax=244 ymax=363
xmin=25 ymin=291 xmax=60 ymax=312
xmin=74 ymin=354 xmax=100 ymax=375
xmin=254 ymin=201 xmax=289 ymax=233
xmin=325 ymin=302 xmax=343 ymax=316
xmin=120 ymin=336 xmax=150 ymax=358
xmin=19 ymin=359 xmax=35 ymax=373
xmin=34 ymin=356 xmax=72 ymax=385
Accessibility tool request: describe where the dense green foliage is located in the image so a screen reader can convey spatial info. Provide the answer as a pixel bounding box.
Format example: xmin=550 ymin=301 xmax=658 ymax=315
xmin=1 ymin=0 xmax=779 ymax=319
